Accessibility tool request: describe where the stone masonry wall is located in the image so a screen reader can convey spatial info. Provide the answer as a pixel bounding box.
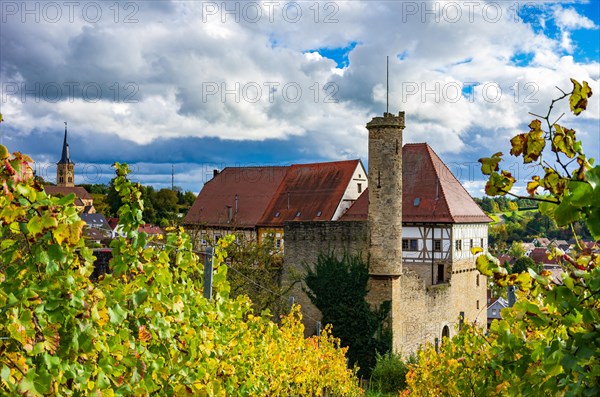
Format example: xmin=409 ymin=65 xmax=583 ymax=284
xmin=283 ymin=221 xmax=368 ymax=336
xmin=283 ymin=220 xmax=487 ymax=354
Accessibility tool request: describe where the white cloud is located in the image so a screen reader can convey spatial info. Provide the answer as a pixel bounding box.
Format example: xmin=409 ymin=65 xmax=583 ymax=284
xmin=1 ymin=0 xmax=598 ymax=193
xmin=553 ymin=6 xmax=597 ymax=30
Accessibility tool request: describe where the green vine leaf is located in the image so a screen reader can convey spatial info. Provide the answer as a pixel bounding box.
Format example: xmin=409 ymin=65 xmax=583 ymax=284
xmin=552 ymin=124 xmax=578 ymax=158
xmin=485 ymin=170 xmax=515 ymax=196
xmin=569 ymin=78 xmax=593 ymax=115
xmin=510 ymin=119 xmax=546 ymax=163
xmin=478 ymin=152 xmax=503 ymax=175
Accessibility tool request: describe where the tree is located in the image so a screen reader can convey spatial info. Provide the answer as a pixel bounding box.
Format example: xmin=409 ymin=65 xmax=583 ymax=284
xmin=304 ymin=252 xmax=391 ymax=378
xmin=510 ymin=256 xmax=540 ymax=274
xmin=404 ymin=79 xmax=599 ymax=396
xmin=507 ymin=240 xmax=525 ymax=259
xmin=225 ymin=235 xmax=289 ymax=318
xmin=155 ymin=188 xmax=179 ymax=225
xmin=0 ymin=130 xmax=362 ymax=396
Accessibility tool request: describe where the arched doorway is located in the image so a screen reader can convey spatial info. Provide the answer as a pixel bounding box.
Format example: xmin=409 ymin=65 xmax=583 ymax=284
xmin=442 ymin=325 xmax=450 ymax=340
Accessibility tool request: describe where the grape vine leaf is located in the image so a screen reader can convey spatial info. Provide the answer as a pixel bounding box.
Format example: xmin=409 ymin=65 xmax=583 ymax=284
xmin=569 ymin=79 xmax=593 ymax=116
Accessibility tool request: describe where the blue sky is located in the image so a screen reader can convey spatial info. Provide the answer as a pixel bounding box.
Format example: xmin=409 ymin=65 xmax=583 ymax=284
xmin=1 ymin=0 xmax=599 ymax=196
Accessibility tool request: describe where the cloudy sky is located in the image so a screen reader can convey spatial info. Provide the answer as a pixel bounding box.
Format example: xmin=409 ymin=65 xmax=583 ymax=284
xmin=1 ymin=0 xmax=598 ymax=196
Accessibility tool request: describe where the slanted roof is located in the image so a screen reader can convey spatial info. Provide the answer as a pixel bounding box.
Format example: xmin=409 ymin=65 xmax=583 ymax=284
xmin=258 ymin=160 xmax=360 ymax=226
xmin=139 ymin=224 xmax=163 ymax=235
xmin=45 ymin=185 xmax=92 ymax=201
xmin=80 ymin=213 xmax=110 ymax=230
xmin=183 ymin=167 xmax=289 ymax=228
xmin=529 ymin=248 xmax=557 ymax=265
xmin=106 ymin=217 xmax=120 ymax=230
xmin=58 ymin=125 xmax=73 ymax=165
xmin=402 ymin=143 xmax=491 ymax=223
xmin=489 ymin=297 xmax=508 ymax=310
xmin=340 ymin=144 xmax=491 ymax=223
xmin=340 ymin=189 xmax=368 ymax=221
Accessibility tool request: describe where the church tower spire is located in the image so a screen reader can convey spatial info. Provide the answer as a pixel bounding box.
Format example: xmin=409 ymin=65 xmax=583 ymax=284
xmin=56 ymin=122 xmax=75 ymax=187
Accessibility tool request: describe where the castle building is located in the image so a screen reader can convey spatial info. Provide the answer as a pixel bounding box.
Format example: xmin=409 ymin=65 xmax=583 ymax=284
xmin=184 ymin=112 xmax=490 ymax=355
xmin=44 ymin=124 xmax=95 ymax=214
xmin=283 ymin=112 xmax=490 ymax=354
xmin=183 ymin=160 xmax=367 ymax=249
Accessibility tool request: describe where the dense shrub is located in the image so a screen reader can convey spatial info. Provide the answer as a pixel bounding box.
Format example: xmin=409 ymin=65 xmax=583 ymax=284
xmin=370 ymin=352 xmax=413 ymax=394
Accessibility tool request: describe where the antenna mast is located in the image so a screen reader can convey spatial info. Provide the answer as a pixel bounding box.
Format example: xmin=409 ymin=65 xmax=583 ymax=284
xmin=171 ymin=164 xmax=174 ymax=190
xmin=386 ymin=55 xmax=389 ymax=114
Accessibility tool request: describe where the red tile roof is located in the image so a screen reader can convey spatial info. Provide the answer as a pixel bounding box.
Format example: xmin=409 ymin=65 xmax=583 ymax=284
xmin=529 ymin=248 xmax=557 ymax=265
xmin=258 ymin=160 xmax=361 ymax=226
xmin=340 ymin=144 xmax=491 ymax=223
xmin=44 ymin=185 xmax=92 ymax=200
xmin=339 ymin=188 xmax=368 ymax=221
xmin=139 ymin=224 xmax=163 ymax=235
xmin=183 ymin=167 xmax=288 ymax=228
xmin=106 ymin=217 xmax=119 ymax=230
xmin=402 ymin=144 xmax=491 ymax=223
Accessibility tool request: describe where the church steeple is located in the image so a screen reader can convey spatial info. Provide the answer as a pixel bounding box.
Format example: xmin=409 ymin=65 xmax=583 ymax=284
xmin=56 ymin=122 xmax=75 ymax=187
xmin=58 ymin=122 xmax=72 ymax=164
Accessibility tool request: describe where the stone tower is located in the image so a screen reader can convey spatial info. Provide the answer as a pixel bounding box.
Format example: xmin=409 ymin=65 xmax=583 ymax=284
xmin=56 ymin=123 xmax=75 ymax=187
xmin=366 ymin=111 xmax=405 ymax=351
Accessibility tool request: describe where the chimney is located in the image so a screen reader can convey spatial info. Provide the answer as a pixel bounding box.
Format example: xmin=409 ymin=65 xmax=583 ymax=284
xmin=213 ymin=169 xmax=219 ymax=178
xmin=507 ymin=286 xmax=516 ymax=307
xmin=235 ymin=193 xmax=239 ymax=214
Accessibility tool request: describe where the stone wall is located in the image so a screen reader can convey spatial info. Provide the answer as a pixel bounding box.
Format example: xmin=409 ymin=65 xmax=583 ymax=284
xmin=395 ymin=271 xmax=453 ymax=354
xmin=283 ymin=220 xmax=368 ymax=335
xmin=283 ymin=220 xmax=487 ymax=354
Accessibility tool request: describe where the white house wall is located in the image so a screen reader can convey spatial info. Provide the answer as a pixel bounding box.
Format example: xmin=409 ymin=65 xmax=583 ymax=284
xmin=451 ymin=223 xmax=488 ymax=262
xmin=332 ymin=162 xmax=368 ymax=220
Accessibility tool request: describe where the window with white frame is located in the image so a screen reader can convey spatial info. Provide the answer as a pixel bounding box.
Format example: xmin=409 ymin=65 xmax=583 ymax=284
xmin=402 ymin=239 xmax=418 ymax=251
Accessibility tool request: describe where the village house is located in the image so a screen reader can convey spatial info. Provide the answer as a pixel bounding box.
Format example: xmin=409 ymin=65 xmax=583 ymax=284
xmin=487 ymin=296 xmax=508 ymax=327
xmin=183 ymin=160 xmax=367 ymax=250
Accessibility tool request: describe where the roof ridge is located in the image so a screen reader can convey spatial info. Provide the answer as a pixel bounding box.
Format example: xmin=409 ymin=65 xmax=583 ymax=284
xmin=289 ymin=159 xmax=360 ymax=167
xmin=423 ymin=144 xmax=455 ymax=222
xmin=422 ymin=144 xmax=490 ymax=223
xmin=222 ymin=165 xmax=290 ymax=170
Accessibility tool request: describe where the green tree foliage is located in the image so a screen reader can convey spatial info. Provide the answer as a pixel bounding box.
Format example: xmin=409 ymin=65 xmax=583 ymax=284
xmin=404 ymin=79 xmax=599 ymax=396
xmin=304 ymin=252 xmax=392 ymax=378
xmin=370 ymin=352 xmax=414 ymax=395
xmin=154 ymin=188 xmax=179 ymax=226
xmin=507 ymin=241 xmax=526 ymax=259
xmin=511 ymin=256 xmax=541 ymax=274
xmin=225 ymin=235 xmax=288 ymax=318
xmin=80 ymin=184 xmax=109 ymax=195
xmin=106 ymin=182 xmax=194 ymax=226
xmin=0 ymin=137 xmax=362 ymax=396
